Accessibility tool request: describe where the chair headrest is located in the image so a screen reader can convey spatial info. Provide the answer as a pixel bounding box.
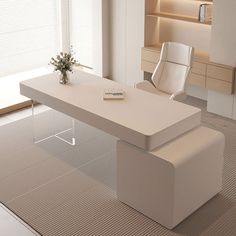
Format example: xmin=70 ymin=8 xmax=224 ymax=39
xmin=160 ymin=42 xmax=194 ymax=67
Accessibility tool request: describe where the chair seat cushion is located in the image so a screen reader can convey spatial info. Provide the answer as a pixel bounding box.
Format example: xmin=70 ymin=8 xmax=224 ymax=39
xmin=136 ymin=80 xmax=170 ymax=98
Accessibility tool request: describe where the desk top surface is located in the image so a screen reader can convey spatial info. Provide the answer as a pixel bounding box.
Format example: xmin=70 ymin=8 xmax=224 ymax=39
xmin=20 ymin=70 xmax=201 ymax=150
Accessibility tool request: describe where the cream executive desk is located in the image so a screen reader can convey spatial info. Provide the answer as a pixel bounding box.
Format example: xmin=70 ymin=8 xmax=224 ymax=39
xmin=20 ymin=70 xmax=201 ymax=151
xmin=20 ymin=71 xmax=225 ymax=229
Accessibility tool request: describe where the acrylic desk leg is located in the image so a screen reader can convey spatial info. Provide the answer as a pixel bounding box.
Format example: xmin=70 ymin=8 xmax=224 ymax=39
xmin=31 ymin=100 xmax=76 ymax=146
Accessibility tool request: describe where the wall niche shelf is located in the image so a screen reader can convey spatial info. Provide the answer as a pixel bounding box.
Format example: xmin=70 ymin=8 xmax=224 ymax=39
xmin=142 ymin=0 xmax=235 ymax=95
xmin=146 ymin=12 xmax=212 ymax=25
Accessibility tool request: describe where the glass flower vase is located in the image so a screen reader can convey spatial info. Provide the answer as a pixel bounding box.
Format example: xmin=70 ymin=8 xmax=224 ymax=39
xmin=59 ymin=71 xmax=69 ymax=85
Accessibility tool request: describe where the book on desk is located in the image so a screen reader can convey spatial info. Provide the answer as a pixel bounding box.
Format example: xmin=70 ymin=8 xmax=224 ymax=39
xmin=103 ymin=88 xmax=125 ymax=100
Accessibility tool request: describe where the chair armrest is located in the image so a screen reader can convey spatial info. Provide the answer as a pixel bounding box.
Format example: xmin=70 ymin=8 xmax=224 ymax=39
xmin=170 ymin=91 xmax=186 ymax=101
xmin=135 ymin=80 xmax=158 ymax=94
xmin=136 ymin=80 xmax=154 ymax=89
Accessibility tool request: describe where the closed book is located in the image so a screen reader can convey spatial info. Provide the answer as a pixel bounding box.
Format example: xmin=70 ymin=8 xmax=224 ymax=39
xmin=199 ymin=4 xmax=212 ymax=23
xmin=205 ymin=4 xmax=212 ymax=23
xmin=103 ymin=88 xmax=125 ymax=100
xmin=199 ymin=4 xmax=206 ymax=23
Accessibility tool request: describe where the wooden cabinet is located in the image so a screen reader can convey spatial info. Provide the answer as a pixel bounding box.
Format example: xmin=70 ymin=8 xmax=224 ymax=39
xmin=188 ymin=73 xmax=206 ymax=88
xmin=141 ymin=47 xmax=160 ymax=62
xmin=141 ymin=0 xmax=235 ymax=95
xmin=192 ymin=62 xmax=206 ymax=76
xmin=206 ymin=65 xmax=235 ymax=94
xmin=206 ymin=78 xmax=233 ymax=94
xmin=141 ymin=47 xmax=160 ymax=73
xmin=141 ymin=60 xmax=156 ymax=74
xmin=207 ymin=65 xmax=234 ymax=83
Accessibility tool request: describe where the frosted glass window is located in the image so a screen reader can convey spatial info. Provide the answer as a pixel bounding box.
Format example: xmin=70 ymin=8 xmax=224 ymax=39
xmin=0 ymin=0 xmax=61 ymax=77
xmin=70 ymin=0 xmax=93 ymax=68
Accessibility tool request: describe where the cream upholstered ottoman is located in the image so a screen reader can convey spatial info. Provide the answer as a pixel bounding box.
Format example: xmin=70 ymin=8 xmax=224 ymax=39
xmin=117 ymin=126 xmax=225 ymax=229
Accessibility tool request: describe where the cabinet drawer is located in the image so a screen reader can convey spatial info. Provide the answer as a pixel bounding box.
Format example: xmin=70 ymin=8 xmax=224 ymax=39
xmin=206 ymin=78 xmax=233 ymax=94
xmin=192 ymin=62 xmax=206 ymax=75
xmin=141 ymin=48 xmax=160 ymax=63
xmin=141 ymin=60 xmax=157 ymax=73
xmin=188 ymin=73 xmax=206 ymax=88
xmin=207 ymin=65 xmax=234 ymax=83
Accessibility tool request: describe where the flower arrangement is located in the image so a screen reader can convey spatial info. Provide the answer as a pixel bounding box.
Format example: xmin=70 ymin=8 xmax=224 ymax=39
xmin=49 ymin=50 xmax=77 ymax=84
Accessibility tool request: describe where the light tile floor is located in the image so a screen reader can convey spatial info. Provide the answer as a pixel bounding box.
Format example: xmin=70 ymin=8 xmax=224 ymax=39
xmin=0 ymin=203 xmax=39 ymax=236
xmin=0 ymin=105 xmax=50 ymax=126
xmin=0 ymin=103 xmax=118 ymax=192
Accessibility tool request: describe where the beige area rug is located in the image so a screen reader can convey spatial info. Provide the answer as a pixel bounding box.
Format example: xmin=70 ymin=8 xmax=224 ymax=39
xmin=0 ymin=104 xmax=236 ymax=236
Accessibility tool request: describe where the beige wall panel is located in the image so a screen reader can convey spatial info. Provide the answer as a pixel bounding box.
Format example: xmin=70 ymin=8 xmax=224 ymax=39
xmin=145 ymin=16 xmax=159 ymax=46
xmin=110 ymin=0 xmax=145 ymax=85
xmin=207 ymin=90 xmax=234 ymax=119
xmin=145 ymin=0 xmax=159 ymax=14
xmin=159 ymin=18 xmax=211 ymax=53
xmin=210 ymin=0 xmax=236 ymax=67
xmin=126 ymin=0 xmax=145 ymax=85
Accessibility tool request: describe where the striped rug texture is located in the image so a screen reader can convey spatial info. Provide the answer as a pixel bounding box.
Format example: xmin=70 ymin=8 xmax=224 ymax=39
xmin=0 ymin=99 xmax=235 ymax=236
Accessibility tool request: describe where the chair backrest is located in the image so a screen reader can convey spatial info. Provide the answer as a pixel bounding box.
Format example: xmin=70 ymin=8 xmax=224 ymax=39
xmin=152 ymin=42 xmax=194 ymax=94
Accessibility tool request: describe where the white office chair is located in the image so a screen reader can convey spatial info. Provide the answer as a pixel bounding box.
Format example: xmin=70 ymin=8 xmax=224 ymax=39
xmin=136 ymin=42 xmax=194 ymax=101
